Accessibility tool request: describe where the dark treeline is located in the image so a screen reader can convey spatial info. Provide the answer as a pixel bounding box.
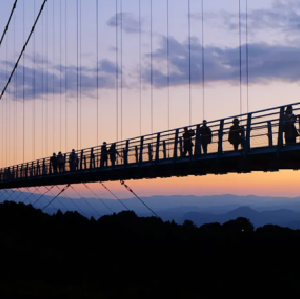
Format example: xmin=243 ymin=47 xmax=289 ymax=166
xmin=1 ymin=200 xmax=300 ymax=298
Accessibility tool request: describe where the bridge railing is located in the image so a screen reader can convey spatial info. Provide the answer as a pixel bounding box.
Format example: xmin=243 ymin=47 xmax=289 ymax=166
xmin=1 ymin=103 xmax=300 ymax=182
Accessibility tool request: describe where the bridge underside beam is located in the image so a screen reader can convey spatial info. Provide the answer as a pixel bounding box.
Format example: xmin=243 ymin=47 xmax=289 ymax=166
xmin=0 ymin=149 xmax=299 ymax=190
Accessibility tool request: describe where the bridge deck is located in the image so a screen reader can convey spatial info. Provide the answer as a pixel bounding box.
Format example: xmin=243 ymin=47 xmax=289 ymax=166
xmin=1 ymin=102 xmax=300 ymax=189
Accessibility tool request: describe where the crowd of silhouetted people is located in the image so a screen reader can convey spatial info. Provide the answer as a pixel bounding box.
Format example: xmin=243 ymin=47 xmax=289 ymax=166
xmin=2 ymin=105 xmax=300 ymax=179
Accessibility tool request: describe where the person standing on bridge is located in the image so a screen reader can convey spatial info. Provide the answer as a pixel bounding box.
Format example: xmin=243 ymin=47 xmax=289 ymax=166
xmin=50 ymin=153 xmax=57 ymax=174
xmin=109 ymin=143 xmax=121 ymax=167
xmin=101 ymin=142 xmax=108 ymax=167
xmin=228 ymin=119 xmax=243 ymax=151
xmin=182 ymin=127 xmax=195 ymax=157
xmin=69 ymin=149 xmax=78 ymax=171
xmin=57 ymin=151 xmax=64 ymax=172
xmin=283 ymin=105 xmax=299 ymax=144
xmin=199 ymin=120 xmax=212 ymax=154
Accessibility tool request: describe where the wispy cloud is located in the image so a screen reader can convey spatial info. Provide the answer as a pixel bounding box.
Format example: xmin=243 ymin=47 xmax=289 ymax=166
xmin=0 ymin=59 xmax=119 ymax=100
xmin=106 ymin=13 xmax=141 ymax=34
xmin=141 ymin=36 xmax=300 ymax=87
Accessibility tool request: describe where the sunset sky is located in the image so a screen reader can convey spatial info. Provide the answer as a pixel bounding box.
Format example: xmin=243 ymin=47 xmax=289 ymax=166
xmin=0 ymin=0 xmax=300 ymax=199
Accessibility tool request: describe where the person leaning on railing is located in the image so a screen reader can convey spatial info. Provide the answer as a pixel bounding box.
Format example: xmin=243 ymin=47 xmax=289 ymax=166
xmin=283 ymin=105 xmax=299 ymax=145
xmin=228 ymin=118 xmax=244 ymax=151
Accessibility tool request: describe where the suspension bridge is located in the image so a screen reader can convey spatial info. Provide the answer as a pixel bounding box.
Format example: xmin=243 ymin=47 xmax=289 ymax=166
xmin=0 ymin=0 xmax=299 ymax=214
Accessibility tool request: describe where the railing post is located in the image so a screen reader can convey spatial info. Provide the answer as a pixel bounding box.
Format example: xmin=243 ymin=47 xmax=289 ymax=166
xmin=135 ymin=146 xmax=138 ymax=163
xmin=90 ymin=148 xmax=94 ymax=169
xmin=31 ymin=162 xmax=34 ymax=177
xmin=173 ymin=129 xmax=179 ymax=160
xmin=148 ymin=143 xmax=153 ymax=162
xmin=155 ymin=133 xmax=160 ymax=162
xmin=139 ymin=136 xmax=144 ymax=165
xmin=16 ymin=165 xmax=19 ymax=179
xmin=80 ymin=150 xmax=83 ymax=170
xmin=124 ymin=141 xmax=129 ymax=166
xmin=63 ymin=154 xmax=66 ymax=172
xmin=245 ymin=113 xmax=252 ymax=152
xmin=43 ymin=159 xmax=46 ymax=175
xmin=218 ymin=120 xmax=224 ymax=155
xmin=162 ymin=141 xmax=166 ymax=159
xmin=84 ymin=156 xmax=87 ymax=169
xmin=20 ymin=165 xmax=23 ymax=178
xmin=194 ymin=124 xmax=201 ymax=156
xmin=179 ymin=137 xmax=183 ymax=157
xmin=267 ymin=121 xmax=273 ymax=147
xmin=277 ymin=107 xmax=285 ymax=149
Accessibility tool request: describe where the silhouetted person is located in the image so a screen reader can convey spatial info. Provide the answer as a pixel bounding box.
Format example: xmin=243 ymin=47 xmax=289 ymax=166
xmin=57 ymin=151 xmax=64 ymax=172
xmin=50 ymin=153 xmax=57 ymax=173
xmin=283 ymin=105 xmax=298 ymax=144
xmin=101 ymin=142 xmax=108 ymax=167
xmin=69 ymin=149 xmax=77 ymax=171
xmin=182 ymin=127 xmax=195 ymax=157
xmin=109 ymin=143 xmax=121 ymax=166
xmin=199 ymin=120 xmax=212 ymax=154
xmin=228 ymin=118 xmax=243 ymax=151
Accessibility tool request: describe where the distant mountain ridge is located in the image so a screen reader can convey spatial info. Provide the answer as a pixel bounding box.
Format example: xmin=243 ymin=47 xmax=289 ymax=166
xmin=2 ymin=191 xmax=300 ymax=227
xmin=183 ymin=206 xmax=300 ymax=229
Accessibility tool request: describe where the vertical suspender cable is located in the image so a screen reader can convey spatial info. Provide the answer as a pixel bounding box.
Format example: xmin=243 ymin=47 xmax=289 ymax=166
xmin=239 ymin=0 xmax=242 ymax=115
xmin=53 ymin=0 xmax=55 ymax=153
xmin=46 ymin=2 xmax=49 ymax=156
xmin=188 ymin=0 xmax=191 ymax=126
xmin=33 ymin=0 xmax=36 ymax=160
xmin=201 ymin=0 xmax=205 ymax=120
xmin=120 ymin=0 xmax=123 ymax=141
xmin=65 ymin=0 xmax=68 ymax=152
xmin=14 ymin=11 xmax=16 ymax=164
xmin=167 ymin=0 xmax=169 ymax=131
xmin=139 ymin=0 xmax=142 ymax=136
xmin=7 ymin=32 xmax=10 ymax=165
xmin=6 ymin=22 xmax=8 ymax=166
xmin=150 ymin=0 xmax=153 ymax=134
xmin=246 ymin=0 xmax=249 ymax=113
xmin=23 ymin=0 xmax=25 ymax=163
xmin=60 ymin=0 xmax=62 ymax=150
xmin=41 ymin=11 xmax=44 ymax=157
xmin=76 ymin=0 xmax=79 ymax=150
xmin=116 ymin=0 xmax=119 ymax=141
xmin=79 ymin=0 xmax=82 ymax=149
xmin=96 ymin=0 xmax=99 ymax=146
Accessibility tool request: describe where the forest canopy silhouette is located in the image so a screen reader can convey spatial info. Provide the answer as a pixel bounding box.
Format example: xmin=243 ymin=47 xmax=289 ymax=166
xmin=1 ymin=200 xmax=300 ymax=298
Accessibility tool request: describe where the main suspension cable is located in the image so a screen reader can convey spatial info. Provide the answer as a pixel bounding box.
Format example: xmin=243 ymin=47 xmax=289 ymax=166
xmin=120 ymin=180 xmax=160 ymax=218
xmin=0 ymin=0 xmax=49 ymax=100
xmin=100 ymin=182 xmax=128 ymax=211
xmin=83 ymin=183 xmax=114 ymax=213
xmin=0 ymin=0 xmax=18 ymax=49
